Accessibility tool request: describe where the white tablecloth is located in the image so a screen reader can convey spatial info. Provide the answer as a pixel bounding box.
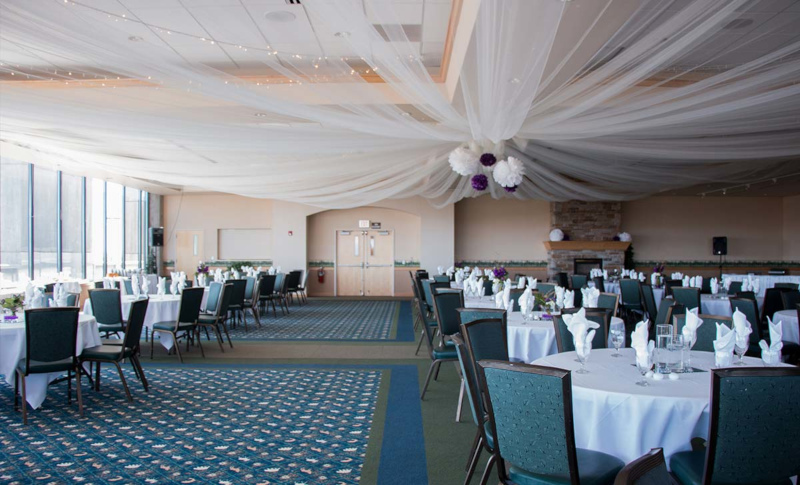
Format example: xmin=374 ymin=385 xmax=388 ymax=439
xmin=465 ymin=297 xmax=624 ymax=363
xmin=773 ymin=310 xmax=799 ymax=345
xmin=722 ymin=274 xmax=800 ymax=297
xmin=698 ymin=294 xmax=764 ymax=317
xmin=532 ymin=348 xmax=775 ymax=465
xmin=83 ymin=292 xmax=207 ymax=351
xmin=0 ymin=313 xmax=101 ymax=409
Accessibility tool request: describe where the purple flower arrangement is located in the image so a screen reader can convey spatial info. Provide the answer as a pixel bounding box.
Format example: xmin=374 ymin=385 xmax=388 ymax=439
xmin=652 ymin=263 xmax=665 ymax=274
xmin=454 ymin=261 xmax=464 ymax=269
xmin=471 ymin=174 xmax=488 ymax=191
xmin=197 ymin=262 xmax=210 ymax=274
xmin=479 ymin=153 xmax=497 ymax=167
xmin=492 ymin=266 xmax=508 ymax=279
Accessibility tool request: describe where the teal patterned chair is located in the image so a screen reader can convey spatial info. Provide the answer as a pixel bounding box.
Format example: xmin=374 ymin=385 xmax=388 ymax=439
xmin=613 ymin=448 xmax=671 ymax=485
xmin=727 ymin=281 xmax=743 ymax=295
xmin=434 ymin=275 xmax=450 ymax=284
xmin=593 ymin=276 xmax=606 ymax=293
xmin=418 ymin=293 xmax=458 ymax=401
xmin=781 ymin=290 xmax=800 ymax=312
xmin=412 ymin=283 xmax=438 ymax=355
xmin=674 ymin=314 xmax=730 ymax=353
xmin=202 ymin=282 xmax=222 ymax=314
xmin=774 ymin=282 xmax=799 ymax=290
xmin=198 ymin=283 xmax=234 ymax=352
xmin=422 ymin=279 xmax=449 ymax=314
xmin=123 ymin=279 xmax=134 ymax=295
xmin=640 ymin=284 xmax=658 ymax=323
xmin=537 ymin=283 xmax=556 ymax=297
xmin=432 ymin=290 xmax=464 ymax=344
xmin=479 ymin=361 xmax=624 ymax=484
xmin=554 ymin=310 xmax=608 ymax=353
xmin=620 ymin=279 xmax=645 ymax=321
xmin=762 ymin=288 xmax=789 ymax=322
xmin=509 ymin=288 xmax=524 ymax=310
xmin=596 ymin=293 xmax=619 ymax=317
xmin=571 ymin=274 xmax=588 ymax=290
xmin=555 ymin=272 xmax=569 ymax=288
xmin=670 ymin=367 xmax=800 ymax=485
xmin=672 ymin=287 xmax=701 ymax=313
xmin=150 ymin=287 xmax=205 ymax=363
xmin=453 ymin=334 xmax=498 ymax=485
xmin=89 ymin=289 xmax=126 ymax=336
xmin=731 ymin=297 xmax=800 ymax=364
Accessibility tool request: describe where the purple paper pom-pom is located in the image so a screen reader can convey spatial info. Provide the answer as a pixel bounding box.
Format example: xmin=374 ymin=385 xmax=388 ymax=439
xmin=471 ymin=174 xmax=488 ymax=191
xmin=504 ymin=185 xmax=517 ymax=193
xmin=613 ymin=235 xmax=621 ymax=241
xmin=479 ymin=153 xmax=496 ymax=167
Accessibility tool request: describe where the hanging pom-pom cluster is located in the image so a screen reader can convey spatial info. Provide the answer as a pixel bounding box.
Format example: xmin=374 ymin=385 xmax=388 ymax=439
xmin=448 ymin=142 xmax=523 ymax=193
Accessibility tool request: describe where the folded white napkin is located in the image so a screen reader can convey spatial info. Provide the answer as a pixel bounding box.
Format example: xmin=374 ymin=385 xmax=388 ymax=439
xmin=494 ymin=290 xmax=503 ymax=309
xmin=437 ymin=266 xmax=444 ymax=276
xmin=581 ymin=287 xmax=600 ymax=308
xmin=682 ymin=276 xmax=690 ymax=287
xmin=603 ymin=269 xmax=608 ymax=280
xmin=682 ymin=308 xmax=703 ymax=348
xmin=689 ymin=276 xmax=696 ymax=288
xmin=275 ymin=266 xmax=282 ymax=274
xmin=631 ymin=320 xmax=655 ymax=368
xmin=157 ymin=277 xmax=166 ymax=296
xmin=170 ymin=279 xmax=178 ymax=295
xmin=760 ymin=317 xmax=783 ymax=364
xmin=752 ymin=278 xmax=760 ymax=295
xmin=564 ymin=309 xmax=599 ymax=358
xmin=517 ymin=277 xmax=525 ymax=289
xmin=555 ymin=286 xmax=565 ymax=309
xmin=519 ymin=287 xmax=534 ymax=315
xmin=650 ymin=273 xmax=658 ymax=286
xmin=142 ymin=276 xmax=151 ymax=295
xmin=742 ymin=278 xmax=752 ymax=292
xmin=24 ymin=282 xmax=35 ymax=307
xmin=714 ymin=323 xmax=736 ymax=366
xmin=722 ymin=276 xmax=732 ymax=291
xmin=672 ymin=272 xmax=683 ymax=281
xmin=638 ymin=272 xmax=645 ymax=282
xmin=695 ymin=276 xmax=703 ymax=289
xmin=103 ymin=277 xmax=114 ymax=289
xmin=731 ymin=308 xmax=752 ymax=349
xmin=527 ymin=277 xmax=537 ymax=290
xmin=268 ymin=266 xmax=275 ymax=275
xmin=502 ymin=285 xmax=512 ymax=311
xmin=710 ymin=278 xmax=719 ymax=295
xmin=477 ymin=279 xmax=485 ymax=297
xmin=563 ymin=290 xmax=575 ymax=309
xmin=232 ymin=270 xmax=240 ymax=280
xmin=446 ymin=266 xmax=455 ymax=277
xmin=131 ymin=275 xmax=140 ymax=298
xmin=491 ymin=279 xmax=502 ymax=295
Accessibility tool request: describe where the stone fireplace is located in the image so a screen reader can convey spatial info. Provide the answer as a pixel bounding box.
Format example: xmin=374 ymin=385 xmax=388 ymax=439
xmin=544 ymin=201 xmax=629 ymax=279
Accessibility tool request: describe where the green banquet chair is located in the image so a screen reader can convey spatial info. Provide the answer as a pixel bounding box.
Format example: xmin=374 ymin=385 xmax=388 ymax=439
xmin=150 ymin=287 xmax=205 ymax=363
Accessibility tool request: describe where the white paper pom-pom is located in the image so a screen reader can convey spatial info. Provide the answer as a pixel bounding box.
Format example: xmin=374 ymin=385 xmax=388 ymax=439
xmin=448 ymin=147 xmax=479 ymax=176
xmin=617 ymin=232 xmax=632 ymax=242
xmin=549 ymin=229 xmax=564 ymax=242
xmin=492 ymin=156 xmax=524 ymax=187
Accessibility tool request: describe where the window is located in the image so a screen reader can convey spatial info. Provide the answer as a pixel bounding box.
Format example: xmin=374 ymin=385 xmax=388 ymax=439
xmin=33 ymin=166 xmax=58 ymax=280
xmin=0 ymin=158 xmax=29 ymax=288
xmin=86 ymin=179 xmax=106 ymax=280
xmin=125 ymin=187 xmax=141 ymax=269
xmin=62 ymin=173 xmax=84 ymax=279
xmin=106 ymin=183 xmax=123 ymax=271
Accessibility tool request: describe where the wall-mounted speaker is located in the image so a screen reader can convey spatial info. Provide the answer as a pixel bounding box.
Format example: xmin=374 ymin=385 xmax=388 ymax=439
xmin=150 ymin=227 xmax=164 ymax=247
xmin=712 ymin=236 xmax=727 ymax=256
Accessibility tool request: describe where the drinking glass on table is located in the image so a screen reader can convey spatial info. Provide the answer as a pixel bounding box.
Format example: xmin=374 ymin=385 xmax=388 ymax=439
xmin=610 ymin=330 xmax=624 ymax=357
xmin=576 ymin=351 xmax=589 ymax=374
xmin=734 ymin=338 xmax=748 ymax=366
xmin=636 ymin=355 xmax=652 ymax=387
xmin=655 ymin=324 xmax=673 ymax=375
xmin=669 ymin=334 xmax=685 ymax=373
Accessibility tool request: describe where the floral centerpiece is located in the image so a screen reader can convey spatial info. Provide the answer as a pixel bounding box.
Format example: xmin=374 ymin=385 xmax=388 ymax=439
xmin=1 ymin=294 xmax=25 ymax=320
xmin=533 ymin=290 xmax=556 ymax=317
xmin=196 ymin=261 xmax=210 ymax=275
xmin=652 ymin=263 xmax=665 ymax=287
xmin=490 ymin=267 xmax=508 ymax=294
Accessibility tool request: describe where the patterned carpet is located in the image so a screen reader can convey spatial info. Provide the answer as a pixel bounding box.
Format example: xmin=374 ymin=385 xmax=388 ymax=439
xmin=225 ymin=300 xmax=413 ymax=341
xmin=0 ymin=366 xmax=381 ymax=484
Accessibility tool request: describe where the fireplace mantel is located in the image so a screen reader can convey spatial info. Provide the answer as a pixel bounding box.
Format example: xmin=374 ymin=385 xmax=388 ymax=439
xmin=543 ymin=241 xmax=631 ymax=251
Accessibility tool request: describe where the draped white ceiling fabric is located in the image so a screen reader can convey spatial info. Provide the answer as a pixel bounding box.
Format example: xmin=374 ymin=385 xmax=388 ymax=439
xmin=1 ymin=0 xmax=799 ymax=208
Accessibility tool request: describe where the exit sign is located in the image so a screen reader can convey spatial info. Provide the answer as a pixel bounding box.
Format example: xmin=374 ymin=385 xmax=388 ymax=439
xmin=358 ymin=220 xmax=370 ymax=228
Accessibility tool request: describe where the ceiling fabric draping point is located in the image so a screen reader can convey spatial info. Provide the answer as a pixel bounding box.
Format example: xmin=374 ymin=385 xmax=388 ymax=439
xmin=0 ymin=0 xmax=799 ymax=208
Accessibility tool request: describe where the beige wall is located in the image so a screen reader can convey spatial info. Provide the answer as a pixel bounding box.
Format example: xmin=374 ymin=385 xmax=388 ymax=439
xmin=307 ymin=207 xmax=421 ymax=263
xmin=622 ymin=196 xmax=785 ymax=262
xmin=162 ymin=194 xmax=273 ymax=263
xmin=783 ymin=195 xmax=800 ymax=261
xmin=454 ymin=197 xmax=551 ymax=261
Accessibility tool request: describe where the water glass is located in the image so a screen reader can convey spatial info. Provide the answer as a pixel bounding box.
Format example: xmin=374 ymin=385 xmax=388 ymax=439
xmin=636 ymin=356 xmax=652 ymax=387
xmin=576 ymin=352 xmax=589 ymax=374
xmin=611 ymin=330 xmax=624 ymax=357
xmin=655 ymin=324 xmax=673 ymax=375
xmin=734 ymin=339 xmax=748 ymax=366
xmin=669 ymin=334 xmax=685 ymax=372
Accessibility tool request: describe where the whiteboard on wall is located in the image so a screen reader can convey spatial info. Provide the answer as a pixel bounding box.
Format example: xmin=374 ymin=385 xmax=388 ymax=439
xmin=218 ymin=229 xmax=272 ymax=260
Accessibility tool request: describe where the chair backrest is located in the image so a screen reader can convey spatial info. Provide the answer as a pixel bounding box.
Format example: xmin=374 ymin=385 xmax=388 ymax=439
xmin=480 ymin=361 xmax=578 ymax=480
xmin=620 ymin=279 xmax=643 ymax=307
xmin=123 ymin=279 xmax=134 ymax=294
xmin=761 ymin=288 xmax=789 ymax=322
xmin=65 ymin=293 xmax=79 ymax=307
xmin=781 ymin=290 xmax=800 ymax=312
xmin=423 ymin=280 xmax=450 ymax=312
xmin=452 ymin=334 xmax=486 ymax=430
xmin=704 ymin=368 xmax=800 ymax=484
xmin=570 ymin=274 xmax=588 ymax=290
xmin=228 ymin=279 xmax=247 ymax=306
xmin=727 ymin=281 xmax=743 ymax=294
xmin=700 ymin=277 xmax=712 ymax=295
xmin=654 ymin=299 xmax=675 ymax=328
xmin=664 ymin=279 xmax=681 ymax=298
xmin=216 ymin=283 xmax=235 ymax=317
xmin=258 ymin=274 xmax=277 ymax=298
xmin=24 ymin=307 xmax=80 ymax=368
xmin=89 ymin=289 xmax=124 ymax=325
xmin=432 ymin=290 xmax=464 ymax=337
xmin=287 ymin=270 xmax=302 ymax=291
xmin=729 ymin=298 xmax=762 ymax=344
xmin=774 ymin=282 xmax=799 ymax=290
xmin=509 ymin=288 xmax=524 ymax=310
xmin=243 ymin=277 xmax=256 ymax=300
xmin=414 ymin=296 xmax=437 ymax=356
xmin=457 ymin=308 xmax=506 ymax=326
xmin=553 ymin=315 xmax=575 ymax=353
xmin=177 ymin=287 xmax=204 ymax=324
xmin=640 ymin=284 xmax=658 ymax=321
xmin=273 ymin=273 xmax=284 ymax=294
xmin=204 ymin=282 xmax=222 ymax=313
xmin=597 ymin=292 xmax=619 ymax=316
xmin=734 ymin=291 xmax=756 ymax=302
xmin=674 ymin=314 xmax=730 ymax=352
xmin=123 ymin=298 xmax=149 ymax=350
xmin=93 ymin=281 xmax=104 ymax=289
xmin=433 ymin=275 xmax=450 ymax=283
xmin=461 ymin=317 xmax=509 ymax=363
xmin=44 ymin=283 xmax=55 ymax=293
xmin=613 ymin=448 xmax=671 ymax=485
xmin=592 ymin=276 xmax=606 ymax=293
xmin=584 ymin=309 xmax=610 ymax=350
xmin=672 ymin=287 xmax=701 ymax=312
xmin=554 ymin=272 xmax=569 ymax=288
xmin=414 ymin=274 xmax=428 ymax=304
xmin=537 ymin=283 xmax=556 ymax=297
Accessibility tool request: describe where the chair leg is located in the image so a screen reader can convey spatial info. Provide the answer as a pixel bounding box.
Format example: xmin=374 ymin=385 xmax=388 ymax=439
xmin=433 ymin=360 xmax=442 ymax=381
xmin=242 ymin=310 xmax=249 ymax=332
xmin=478 ymin=454 xmax=497 ymax=485
xmin=132 ymin=355 xmax=149 ymax=391
xmin=420 ymin=360 xmax=439 ymax=400
xmin=415 ymin=330 xmax=426 ymax=355
xmin=221 ymin=323 xmax=233 ymax=348
xmin=19 ymin=371 xmax=28 ymax=425
xmin=466 ymin=430 xmax=481 ymax=470
xmin=456 ymin=378 xmax=465 ymax=423
xmin=95 ymin=362 xmax=101 ymax=391
xmin=67 ymin=369 xmax=72 ymax=404
xmin=465 ymin=436 xmax=484 ymax=485
xmin=173 ymin=332 xmax=184 ymax=363
xmin=14 ymin=371 xmax=19 ymax=411
xmin=150 ymin=333 xmax=155 ymax=359
xmin=252 ymin=307 xmax=261 ymax=328
xmin=75 ymin=366 xmax=83 ymax=417
xmin=113 ymin=362 xmax=133 ymax=402
xmin=196 ymin=328 xmax=205 ymax=358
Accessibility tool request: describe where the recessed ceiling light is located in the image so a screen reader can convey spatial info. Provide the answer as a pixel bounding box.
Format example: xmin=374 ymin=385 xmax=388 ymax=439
xmin=254 ymin=112 xmax=268 ymax=117
xmin=128 ymin=35 xmax=144 ymax=42
xmin=265 ymin=10 xmax=296 ymax=23
xmin=510 ymin=77 xmax=521 ymax=84
xmin=334 ymin=31 xmax=351 ymax=38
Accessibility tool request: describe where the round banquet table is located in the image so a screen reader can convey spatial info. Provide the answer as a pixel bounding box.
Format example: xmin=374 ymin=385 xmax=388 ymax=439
xmin=773 ymin=310 xmax=799 ymax=344
xmin=465 ymin=296 xmax=625 ymax=363
xmin=83 ymin=292 xmax=208 ymax=351
xmin=698 ymin=294 xmax=764 ymax=317
xmin=531 ymin=348 xmax=775 ymax=465
xmin=0 ymin=313 xmax=101 ymax=409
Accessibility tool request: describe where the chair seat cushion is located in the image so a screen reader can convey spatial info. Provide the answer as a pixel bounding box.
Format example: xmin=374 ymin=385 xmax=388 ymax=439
xmin=670 ymin=450 xmax=791 ymax=485
xmin=432 ymin=348 xmax=457 ymax=360
xmin=197 ymin=315 xmax=218 ymax=324
xmin=508 ymin=449 xmax=624 ymax=485
xmin=81 ymin=344 xmax=132 ymax=361
xmin=153 ymin=322 xmax=194 ymax=331
xmin=100 ymin=338 xmax=124 ymax=346
xmin=98 ymin=324 xmax=124 ymax=332
xmin=18 ymin=357 xmax=74 ymax=374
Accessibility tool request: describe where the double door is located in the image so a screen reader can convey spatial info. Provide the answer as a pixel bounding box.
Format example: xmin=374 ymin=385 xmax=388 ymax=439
xmin=336 ymin=230 xmax=394 ymax=296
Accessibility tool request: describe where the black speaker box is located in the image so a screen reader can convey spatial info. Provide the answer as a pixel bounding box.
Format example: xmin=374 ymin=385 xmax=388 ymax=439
xmin=712 ymin=236 xmax=727 ymax=256
xmin=150 ymin=227 xmax=164 ymax=247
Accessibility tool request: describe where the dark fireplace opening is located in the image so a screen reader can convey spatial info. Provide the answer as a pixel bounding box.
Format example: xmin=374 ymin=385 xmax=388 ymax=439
xmin=574 ymin=258 xmax=602 ymax=275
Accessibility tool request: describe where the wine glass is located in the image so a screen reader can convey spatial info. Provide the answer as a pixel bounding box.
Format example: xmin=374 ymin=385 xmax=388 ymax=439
xmin=636 ymin=355 xmax=652 ymax=387
xmin=611 ymin=330 xmax=624 ymax=357
xmin=734 ymin=339 xmax=748 ymax=366
xmin=576 ymin=351 xmax=589 ymax=374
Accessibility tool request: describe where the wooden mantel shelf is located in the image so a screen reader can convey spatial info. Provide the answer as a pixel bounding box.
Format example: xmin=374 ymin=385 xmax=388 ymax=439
xmin=544 ymin=241 xmax=631 ymax=251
